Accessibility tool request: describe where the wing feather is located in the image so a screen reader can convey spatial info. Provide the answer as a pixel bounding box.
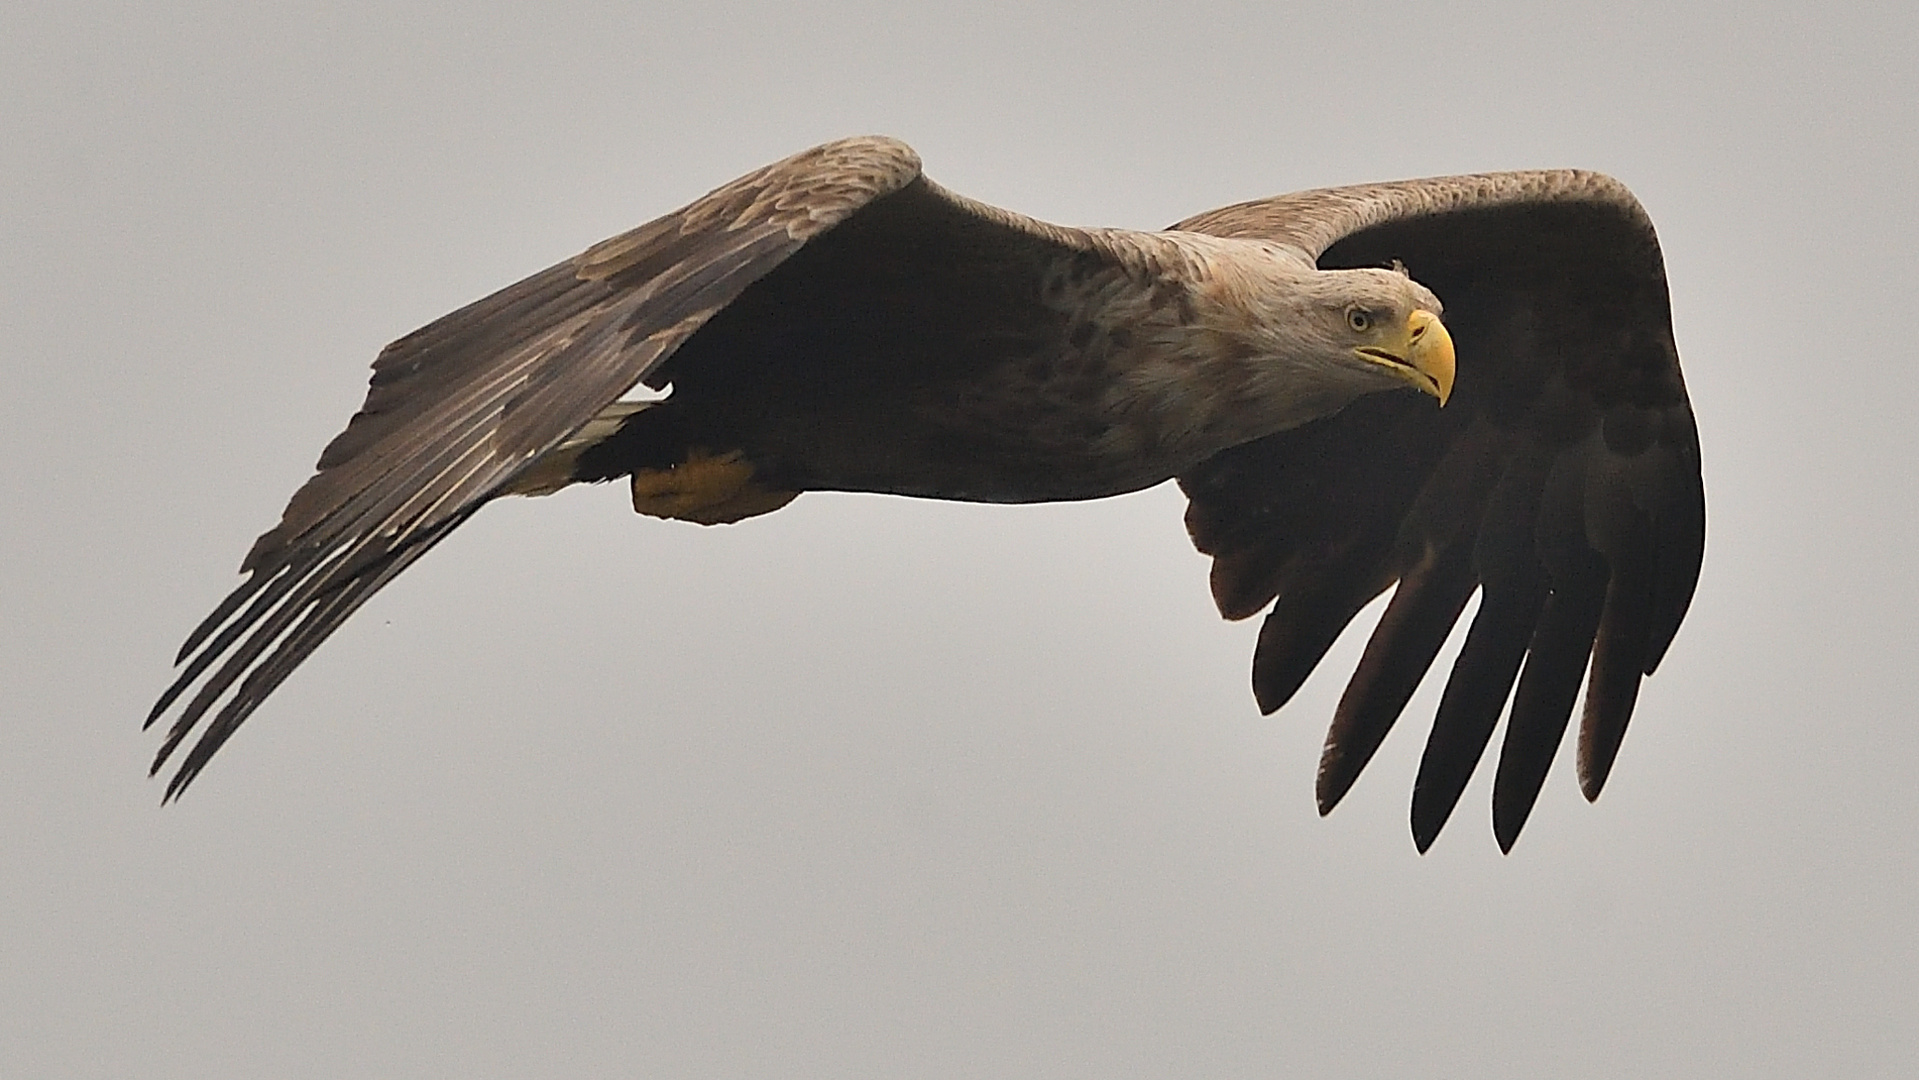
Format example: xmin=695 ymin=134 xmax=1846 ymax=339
xmin=1315 ymin=541 xmax=1478 ymax=817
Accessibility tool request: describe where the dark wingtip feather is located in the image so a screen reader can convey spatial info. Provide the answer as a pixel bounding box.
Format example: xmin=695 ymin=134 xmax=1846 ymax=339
xmin=1493 ymin=816 xmax=1522 ymax=855
xmin=1411 ymin=780 xmax=1464 ymax=853
xmin=1316 ymin=546 xmax=1478 ymax=815
xmin=1644 ymin=488 xmax=1706 ymax=675
xmin=1643 ymin=415 xmax=1707 ymax=674
xmin=1211 ymin=552 xmax=1285 ymax=623
xmin=1579 ymin=535 xmax=1655 ymax=802
xmin=1577 ymin=641 xmax=1646 ymax=802
xmin=1489 ymin=566 xmax=1608 ymax=852
xmin=1412 ymin=817 xmax=1441 ymax=855
xmin=1250 ymin=562 xmax=1395 ymax=715
xmin=1408 ymin=583 xmax=1540 ymax=853
xmin=173 ymin=569 xmax=274 ymax=665
xmin=144 ymin=684 xmax=180 ymax=731
xmin=161 ymin=768 xmax=196 ymax=803
xmin=1410 ymin=682 xmax=1512 ymax=852
xmin=1576 ymin=673 xmax=1640 ymax=803
xmin=1250 ymin=610 xmax=1319 ymax=715
xmin=149 ymin=707 xmax=197 ymax=779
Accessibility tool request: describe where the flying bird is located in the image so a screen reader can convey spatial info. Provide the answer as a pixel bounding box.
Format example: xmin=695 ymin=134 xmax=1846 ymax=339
xmin=148 ymin=136 xmax=1703 ymax=851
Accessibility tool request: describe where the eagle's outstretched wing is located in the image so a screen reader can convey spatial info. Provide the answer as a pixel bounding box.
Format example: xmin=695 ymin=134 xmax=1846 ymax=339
xmin=148 ymin=136 xmax=1123 ymax=796
xmin=1174 ymin=173 xmax=1704 ymax=850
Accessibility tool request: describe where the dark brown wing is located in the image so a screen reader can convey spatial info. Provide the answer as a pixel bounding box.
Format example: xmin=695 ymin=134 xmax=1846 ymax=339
xmin=1174 ymin=172 xmax=1704 ymax=851
xmin=148 ymin=136 xmax=1118 ymax=798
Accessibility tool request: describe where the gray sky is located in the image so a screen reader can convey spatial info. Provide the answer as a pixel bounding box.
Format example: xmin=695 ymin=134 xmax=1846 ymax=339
xmin=4 ymin=1 xmax=1915 ymax=1076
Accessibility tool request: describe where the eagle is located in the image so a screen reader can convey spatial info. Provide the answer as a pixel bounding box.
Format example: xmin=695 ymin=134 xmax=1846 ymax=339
xmin=148 ymin=136 xmax=1704 ymax=851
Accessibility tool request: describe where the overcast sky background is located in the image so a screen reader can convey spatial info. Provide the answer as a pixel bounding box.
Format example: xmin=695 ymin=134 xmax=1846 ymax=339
xmin=5 ymin=1 xmax=1916 ymax=1076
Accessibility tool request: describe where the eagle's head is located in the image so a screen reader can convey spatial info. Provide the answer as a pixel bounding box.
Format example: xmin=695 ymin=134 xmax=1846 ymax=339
xmin=1301 ymin=267 xmax=1455 ymax=405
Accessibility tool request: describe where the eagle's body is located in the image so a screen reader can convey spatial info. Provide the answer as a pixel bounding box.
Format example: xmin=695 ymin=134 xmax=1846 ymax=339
xmin=149 ymin=136 xmax=1702 ymax=851
xmin=572 ymin=229 xmax=1425 ymax=507
xmin=558 ymin=190 xmax=1446 ymax=510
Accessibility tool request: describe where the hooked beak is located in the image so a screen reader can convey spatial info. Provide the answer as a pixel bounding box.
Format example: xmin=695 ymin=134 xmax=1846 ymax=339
xmin=1356 ymin=308 xmax=1455 ymax=405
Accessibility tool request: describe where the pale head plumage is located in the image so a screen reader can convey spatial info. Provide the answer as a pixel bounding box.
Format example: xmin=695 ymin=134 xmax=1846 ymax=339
xmin=1257 ymin=265 xmax=1452 ymax=403
xmin=1116 ymin=241 xmax=1456 ymax=456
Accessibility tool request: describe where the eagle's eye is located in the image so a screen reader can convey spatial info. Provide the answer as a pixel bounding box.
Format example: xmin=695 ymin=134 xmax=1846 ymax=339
xmin=1346 ymin=307 xmax=1373 ymax=333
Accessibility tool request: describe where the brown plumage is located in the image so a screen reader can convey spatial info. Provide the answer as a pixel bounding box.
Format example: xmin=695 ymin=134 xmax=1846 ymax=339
xmin=148 ymin=136 xmax=1702 ymax=851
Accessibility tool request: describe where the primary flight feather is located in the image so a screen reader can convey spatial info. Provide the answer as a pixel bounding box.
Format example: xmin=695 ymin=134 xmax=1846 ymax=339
xmin=149 ymin=136 xmax=1703 ymax=850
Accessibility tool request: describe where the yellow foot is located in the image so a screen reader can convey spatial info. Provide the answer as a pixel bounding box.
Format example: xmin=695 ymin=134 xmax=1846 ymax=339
xmin=630 ymin=448 xmax=799 ymax=525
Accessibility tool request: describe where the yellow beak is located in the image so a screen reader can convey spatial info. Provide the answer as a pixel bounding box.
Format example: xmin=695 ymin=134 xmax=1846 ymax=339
xmin=1357 ymin=308 xmax=1455 ymax=406
xmin=1406 ymin=309 xmax=1455 ymax=405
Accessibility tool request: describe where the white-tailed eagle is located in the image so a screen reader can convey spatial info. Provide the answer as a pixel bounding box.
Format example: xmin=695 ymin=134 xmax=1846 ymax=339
xmin=149 ymin=136 xmax=1704 ymax=851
